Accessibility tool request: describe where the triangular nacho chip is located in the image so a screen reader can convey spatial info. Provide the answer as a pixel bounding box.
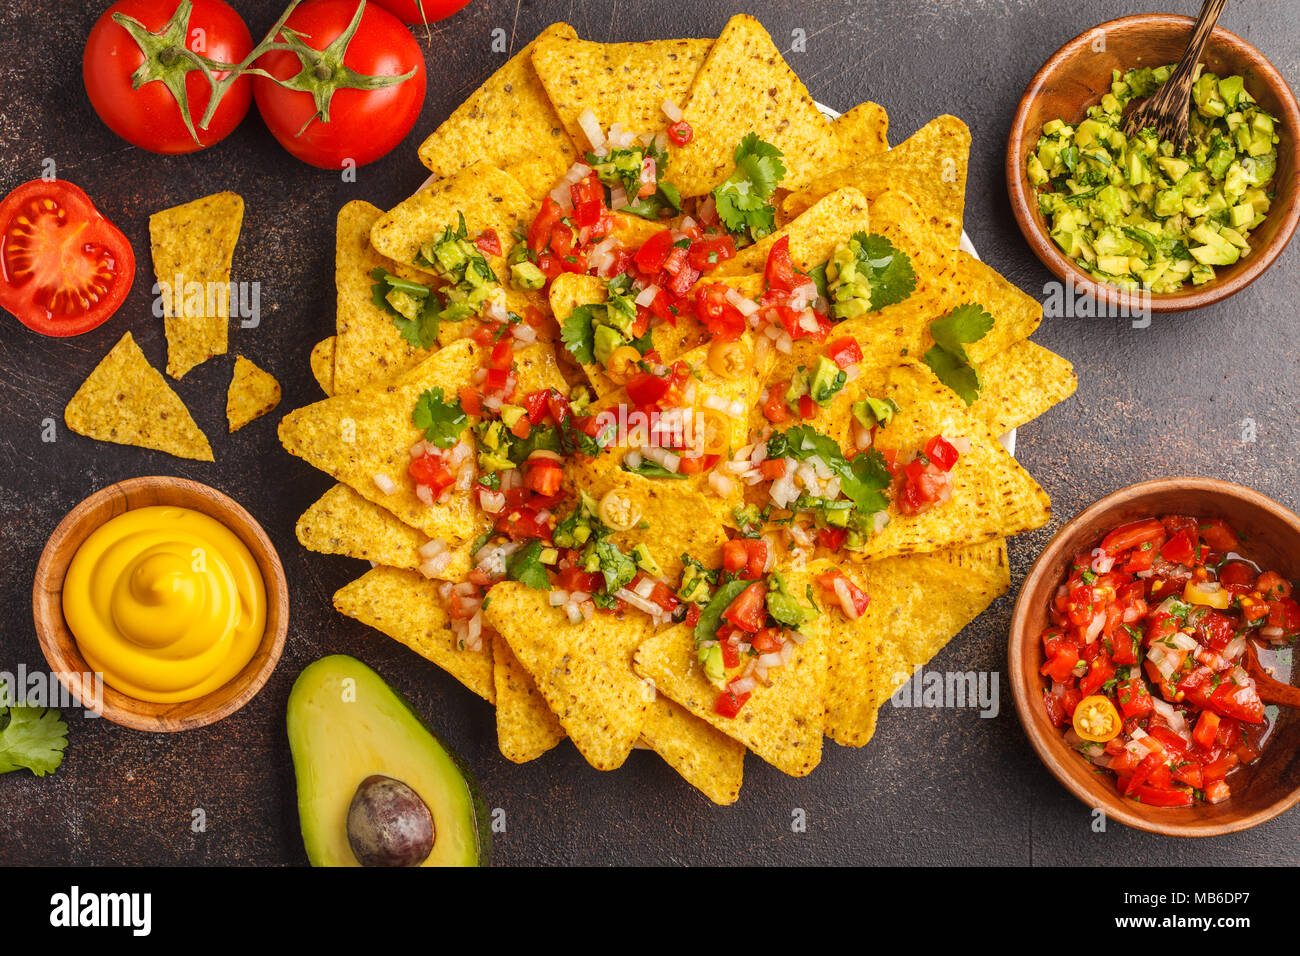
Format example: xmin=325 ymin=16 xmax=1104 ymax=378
xmin=279 ymin=338 xmax=567 ymax=543
xmin=783 ymin=115 xmax=971 ymax=248
xmin=829 ymin=101 xmax=890 ymax=166
xmin=149 ymin=191 xmax=244 ymax=379
xmin=823 ymin=541 xmax=1010 ymax=747
xmin=310 ymin=336 xmax=335 ymax=396
xmin=296 ymin=483 xmax=473 ymax=581
xmin=531 ymin=35 xmax=711 ymax=145
xmin=333 ymin=566 xmax=495 ymax=703
xmin=483 ymin=582 xmax=652 ymax=771
xmin=65 ymin=332 xmax=213 ymax=461
xmin=669 ymin=15 xmax=837 ymax=197
xmin=641 ymin=695 xmax=745 ymax=805
xmin=491 ymin=632 xmax=566 ymax=764
xmin=969 ymin=340 xmax=1077 ymax=436
xmin=226 ymin=355 xmax=280 ymax=432
xmin=417 ymin=22 xmax=580 ymax=200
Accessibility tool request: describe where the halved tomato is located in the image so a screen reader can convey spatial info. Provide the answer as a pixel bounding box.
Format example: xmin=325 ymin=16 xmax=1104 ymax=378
xmin=0 ymin=180 xmax=135 ymax=337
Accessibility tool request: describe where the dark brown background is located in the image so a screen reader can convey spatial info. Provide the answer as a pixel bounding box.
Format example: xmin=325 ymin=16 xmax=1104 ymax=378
xmin=1 ymin=0 xmax=1297 ymax=866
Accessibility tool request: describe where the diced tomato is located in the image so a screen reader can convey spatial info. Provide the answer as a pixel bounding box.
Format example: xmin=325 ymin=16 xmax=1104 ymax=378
xmin=1100 ymin=518 xmax=1165 ymax=556
xmin=722 ymin=539 xmax=748 ymax=574
xmin=684 ymin=603 xmax=700 ymax=628
xmin=1160 ymin=529 xmax=1197 ymax=566
xmin=556 ymin=566 xmax=602 ymax=593
xmin=1172 ymin=762 xmax=1204 ymax=789
xmin=693 ymin=282 xmax=747 ymax=339
xmin=722 ymin=581 xmax=767 ymax=633
xmin=923 ymin=435 xmax=960 ymax=472
xmin=458 ymin=386 xmax=484 ymax=417
xmin=625 ymin=371 xmax=671 ymax=407
xmin=1203 ymin=754 xmax=1238 ymax=781
xmin=524 ymin=390 xmax=550 ymax=425
xmin=1193 ymin=710 xmax=1221 ymax=749
xmin=666 ymin=119 xmax=693 ymax=146
xmin=1116 ymin=677 xmax=1153 ymax=718
xmin=1043 ymin=689 xmax=1068 ymax=727
xmin=528 ymin=198 xmax=564 ymax=253
xmin=495 ymin=505 xmax=551 ymax=542
xmin=797 ymin=394 xmax=816 ymax=419
xmin=475 ymin=229 xmax=502 ymax=257
xmin=570 ymin=173 xmax=605 ymax=229
xmin=817 ymin=527 xmax=847 ymax=551
xmin=719 ymin=631 xmax=742 ymax=668
xmin=815 ymin=570 xmax=869 ymax=618
xmin=743 ymin=539 xmax=768 ymax=580
xmin=1268 ymin=598 xmax=1300 ymax=635
xmin=1041 ymin=644 xmax=1079 ymax=682
xmin=1257 ymin=571 xmax=1294 ymax=602
xmin=759 ymin=458 xmax=787 ymax=480
xmin=763 ymin=385 xmax=790 ymax=423
xmin=634 ymin=229 xmax=674 ymax=273
xmin=764 ymin=236 xmax=797 ymax=292
xmin=1198 ymin=518 xmax=1239 ymax=552
xmin=1218 ymin=560 xmax=1258 ymax=591
xmin=1110 ymin=626 xmax=1137 ymax=665
xmin=751 ymin=627 xmax=782 ymax=654
xmin=715 ymin=685 xmax=751 ymax=718
xmin=489 ymin=338 xmax=514 ymax=370
xmin=687 ymin=235 xmax=736 ymax=272
xmin=1077 ymin=651 xmax=1115 ymax=697
xmin=523 ymin=460 xmax=563 ymax=497
xmin=1132 ymin=785 xmax=1194 ymax=807
xmin=408 ymin=452 xmax=454 ymax=497
xmin=826 ymin=336 xmax=863 ymax=370
xmin=509 ymin=416 xmax=531 ymax=440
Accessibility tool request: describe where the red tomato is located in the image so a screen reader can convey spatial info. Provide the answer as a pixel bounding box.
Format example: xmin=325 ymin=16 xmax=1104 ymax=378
xmin=715 ymin=686 xmax=751 ymax=718
xmin=368 ymin=0 xmax=472 ymax=24
xmin=634 ymin=229 xmax=674 ymax=273
xmin=570 ymin=173 xmax=606 ymax=229
xmin=722 ymin=539 xmax=748 ymax=574
xmin=666 ymin=120 xmax=693 ymax=146
xmin=751 ymin=627 xmax=782 ymax=654
xmin=475 ymin=229 xmax=502 ymax=257
xmin=83 ymin=0 xmax=253 ymax=154
xmin=826 ymin=336 xmax=863 ymax=369
xmin=0 ymin=180 xmax=136 ymax=337
xmin=722 ymin=582 xmax=767 ymax=633
xmin=625 ymin=371 xmax=671 ymax=407
xmin=1040 ymin=644 xmax=1079 ymax=682
xmin=1197 ymin=518 xmax=1239 ymax=552
xmin=762 ymin=385 xmax=790 ymax=423
xmin=1160 ymin=528 xmax=1197 ymax=566
xmin=408 ymin=451 xmax=453 ymax=496
xmin=1116 ymin=677 xmax=1153 ymax=718
xmin=764 ymin=235 xmax=796 ymax=292
xmin=1099 ymin=518 xmax=1165 ymax=556
xmin=523 ymin=460 xmax=563 ymax=497
xmin=1132 ymin=785 xmax=1194 ymax=808
xmin=923 ymin=435 xmax=960 ymax=472
xmin=817 ymin=527 xmax=847 ymax=551
xmin=687 ymin=235 xmax=736 ymax=272
xmin=253 ymin=0 xmax=426 ymax=168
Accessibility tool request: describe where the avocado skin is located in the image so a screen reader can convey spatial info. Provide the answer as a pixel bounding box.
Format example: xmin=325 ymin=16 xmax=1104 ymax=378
xmin=287 ymin=654 xmax=492 ymax=867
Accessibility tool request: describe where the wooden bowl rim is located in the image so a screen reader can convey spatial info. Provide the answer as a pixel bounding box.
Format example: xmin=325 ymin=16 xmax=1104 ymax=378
xmin=1005 ymin=13 xmax=1300 ymax=314
xmin=1009 ymin=477 xmax=1300 ymax=836
xmin=31 ymin=476 xmax=289 ymax=733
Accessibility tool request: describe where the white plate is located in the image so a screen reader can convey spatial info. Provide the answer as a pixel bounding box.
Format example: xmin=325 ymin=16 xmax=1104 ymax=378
xmin=815 ymin=103 xmax=1015 ymax=456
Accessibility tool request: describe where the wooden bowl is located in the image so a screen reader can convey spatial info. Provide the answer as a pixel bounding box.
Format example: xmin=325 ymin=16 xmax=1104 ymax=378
xmin=1009 ymin=478 xmax=1300 ymax=836
xmin=1006 ymin=14 xmax=1300 ymax=313
xmin=32 ymin=477 xmax=289 ymax=732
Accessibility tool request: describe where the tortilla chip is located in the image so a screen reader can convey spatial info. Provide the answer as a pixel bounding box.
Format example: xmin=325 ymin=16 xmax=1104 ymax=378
xmin=310 ymin=336 xmax=335 ymax=396
xmin=845 ymin=361 xmax=1051 ymax=560
xmin=226 ymin=355 xmax=280 ymax=432
xmin=830 ymin=102 xmax=889 ymax=166
xmin=333 ymin=566 xmax=495 ymax=703
xmin=150 ymin=191 xmax=244 ymax=379
xmin=970 ymin=340 xmax=1077 ymax=436
xmin=484 ymin=582 xmax=652 ymax=771
xmin=370 ymin=164 xmax=535 ymax=278
xmin=531 ymin=35 xmax=711 ymax=145
xmin=717 ymin=186 xmax=871 ymax=276
xmin=417 ymin=23 xmax=580 ymax=200
xmin=641 ymin=695 xmax=745 ymax=805
xmin=634 ymin=605 xmax=826 ymax=777
xmin=492 ymin=632 xmax=566 ymax=764
xmin=823 ymin=541 xmax=1010 ymax=747
xmin=295 ymin=483 xmax=473 ymax=581
xmin=784 ymin=115 xmax=971 ymax=248
xmin=65 ymin=332 xmax=213 ymax=462
xmin=333 ymin=200 xmax=439 ymax=395
xmin=279 ymin=338 xmax=567 ymax=542
xmin=669 ymin=15 xmax=837 ymax=197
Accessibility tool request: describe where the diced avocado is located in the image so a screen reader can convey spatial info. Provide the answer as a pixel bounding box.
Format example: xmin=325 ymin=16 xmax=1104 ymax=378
xmin=632 ymin=543 xmax=662 ymax=577
xmin=808 ymin=355 xmax=847 ymax=405
xmin=287 ymin=655 xmax=490 ymax=867
xmin=1223 ymin=162 xmax=1249 ymax=201
xmin=1042 ymin=118 xmax=1066 ymax=136
xmin=1027 ymin=153 xmax=1048 ymax=186
xmin=1218 ymin=75 xmax=1246 ymax=109
xmin=1074 ymin=118 xmax=1106 ymax=149
xmin=784 ymin=371 xmax=809 ymax=410
xmin=1123 ymin=147 xmax=1151 ymax=186
xmin=766 ymin=590 xmax=811 ymax=628
xmin=698 ymin=643 xmax=725 ymax=688
xmin=1230 ymin=202 xmax=1255 ymax=229
xmin=498 ymin=404 xmax=526 ymax=429
xmin=539 ymin=547 xmax=559 ymax=565
xmin=510 ymin=260 xmax=546 ymax=290
xmin=827 ymin=240 xmax=874 ymax=320
xmin=592 ymin=323 xmax=624 ymax=365
xmin=385 ymin=289 xmax=422 ymax=322
xmin=1097 ymin=255 xmax=1132 ymax=276
xmin=1090 ymin=185 xmax=1126 ymax=224
xmin=678 ymin=563 xmax=710 ymax=603
xmin=823 ymin=506 xmax=849 ymax=528
xmin=851 ymin=395 xmax=898 ymax=430
xmin=1188 ymin=224 xmax=1240 ymax=265
xmin=602 ymin=294 xmax=638 ymax=337
xmin=1193 ymin=73 xmax=1226 ymax=118
xmin=1154 ymin=156 xmax=1190 ymax=181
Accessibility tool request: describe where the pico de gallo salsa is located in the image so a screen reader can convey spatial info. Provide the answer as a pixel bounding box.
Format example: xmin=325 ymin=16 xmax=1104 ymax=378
xmin=1039 ymin=514 xmax=1300 ymax=806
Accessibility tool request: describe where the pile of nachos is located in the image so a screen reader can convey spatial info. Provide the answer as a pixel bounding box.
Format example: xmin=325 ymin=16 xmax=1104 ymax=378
xmin=280 ymin=15 xmax=1076 ymax=804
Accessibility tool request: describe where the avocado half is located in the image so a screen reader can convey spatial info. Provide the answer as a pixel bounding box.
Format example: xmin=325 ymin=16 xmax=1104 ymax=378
xmin=287 ymin=654 xmax=491 ymax=867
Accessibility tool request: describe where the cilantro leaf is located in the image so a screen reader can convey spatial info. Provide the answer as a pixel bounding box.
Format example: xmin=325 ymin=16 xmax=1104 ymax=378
xmin=922 ymin=303 xmax=994 ymax=405
xmin=561 ymin=304 xmax=597 ymax=365
xmin=506 ymin=539 xmax=552 ymax=591
xmin=712 ymin=134 xmax=786 ymax=244
xmin=767 ymin=425 xmax=891 ymax=514
xmin=593 ymin=539 xmax=637 ymax=594
xmin=622 ymin=459 xmax=689 ymax=480
xmin=0 ymin=684 xmax=68 ymax=777
xmin=371 ymin=268 xmax=441 ymax=349
xmin=854 ymin=233 xmax=917 ymax=309
xmin=412 ymin=387 xmax=469 ymax=448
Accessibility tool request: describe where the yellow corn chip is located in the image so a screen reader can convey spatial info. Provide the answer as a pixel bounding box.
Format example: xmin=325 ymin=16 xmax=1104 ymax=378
xmin=226 ymin=355 xmax=280 ymax=432
xmin=492 ymin=632 xmax=566 ymax=764
xmin=279 ymin=338 xmax=566 ymax=542
xmin=295 ymin=483 xmax=473 ymax=581
xmin=531 ymin=35 xmax=711 ymax=145
xmin=823 ymin=541 xmax=1010 ymax=747
xmin=784 ymin=116 xmax=971 ymax=248
xmin=150 ymin=191 xmax=244 ymax=379
xmin=484 ymin=582 xmax=652 ymax=771
xmin=333 ymin=566 xmax=495 ymax=703
xmin=417 ymin=23 xmax=580 ymax=200
xmin=370 ymin=164 xmax=535 ymax=278
xmin=970 ymin=340 xmax=1077 ymax=435
xmin=634 ymin=608 xmax=826 ymax=777
xmin=670 ymin=15 xmax=837 ymax=197
xmin=65 ymin=332 xmax=213 ymax=462
xmin=310 ymin=336 xmax=335 ymax=396
xmin=641 ymin=695 xmax=745 ymax=805
xmin=830 ymin=101 xmax=889 ymax=166
xmin=334 ymin=200 xmax=438 ymax=395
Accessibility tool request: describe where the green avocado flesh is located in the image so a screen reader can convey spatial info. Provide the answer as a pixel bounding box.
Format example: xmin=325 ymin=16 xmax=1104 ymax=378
xmin=287 ymin=655 xmax=490 ymax=867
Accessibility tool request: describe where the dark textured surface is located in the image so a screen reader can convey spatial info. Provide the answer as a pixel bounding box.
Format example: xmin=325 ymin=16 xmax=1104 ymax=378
xmin=0 ymin=0 xmax=1297 ymax=867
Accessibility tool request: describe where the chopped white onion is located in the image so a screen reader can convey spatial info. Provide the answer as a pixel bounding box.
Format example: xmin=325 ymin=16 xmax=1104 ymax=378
xmin=372 ymin=472 xmax=398 ymax=495
xmin=661 ymin=98 xmax=683 ymax=123
xmin=577 ymin=108 xmax=605 ymax=149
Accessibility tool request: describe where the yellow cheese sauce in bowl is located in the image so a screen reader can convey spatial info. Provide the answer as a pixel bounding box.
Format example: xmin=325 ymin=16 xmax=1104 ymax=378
xmin=34 ymin=477 xmax=288 ymax=731
xmin=62 ymin=506 xmax=266 ymax=704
